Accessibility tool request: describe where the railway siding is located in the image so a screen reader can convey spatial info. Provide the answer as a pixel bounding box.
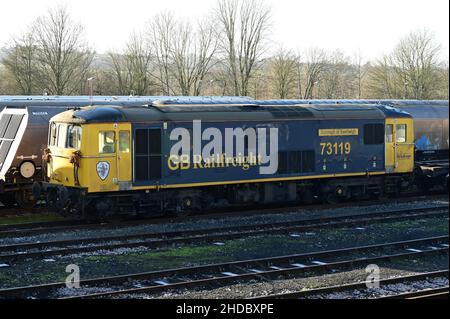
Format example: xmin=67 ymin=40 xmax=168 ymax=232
xmin=0 ymin=202 xmax=447 ymax=292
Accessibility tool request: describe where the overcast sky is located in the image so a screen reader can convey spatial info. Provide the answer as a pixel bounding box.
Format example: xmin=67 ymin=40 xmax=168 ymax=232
xmin=0 ymin=0 xmax=448 ymax=61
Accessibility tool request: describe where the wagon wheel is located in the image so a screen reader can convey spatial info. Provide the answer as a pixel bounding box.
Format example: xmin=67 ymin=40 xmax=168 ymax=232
xmin=15 ymin=190 xmax=38 ymax=209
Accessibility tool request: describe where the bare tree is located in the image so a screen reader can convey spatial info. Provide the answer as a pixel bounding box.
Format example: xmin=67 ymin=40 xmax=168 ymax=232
xmin=440 ymin=61 xmax=449 ymax=99
xmin=125 ymin=32 xmax=153 ymax=95
xmin=270 ymin=49 xmax=299 ymax=98
xmin=367 ymin=56 xmax=398 ymax=98
xmin=295 ymin=57 xmax=303 ymax=99
xmin=170 ymin=19 xmax=218 ymax=96
xmin=89 ymin=62 xmax=119 ymax=96
xmin=392 ymin=30 xmax=442 ymax=99
xmin=2 ymin=31 xmax=38 ymax=94
xmin=368 ymin=29 xmax=442 ymax=99
xmin=319 ymin=50 xmax=359 ymax=99
xmin=108 ymin=52 xmax=129 ymax=95
xmin=147 ymin=12 xmax=176 ymax=95
xmin=108 ymin=32 xmax=153 ymax=96
xmin=193 ymin=21 xmax=220 ymax=95
xmin=33 ymin=5 xmax=94 ymax=95
xmin=302 ymin=48 xmax=328 ymax=99
xmin=0 ymin=63 xmax=21 ymax=94
xmin=353 ymin=50 xmax=367 ymax=99
xmin=215 ymin=0 xmax=271 ymax=96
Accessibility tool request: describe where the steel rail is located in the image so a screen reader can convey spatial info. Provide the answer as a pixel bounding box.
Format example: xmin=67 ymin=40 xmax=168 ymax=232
xmin=253 ymin=270 xmax=449 ymax=299
xmin=58 ymin=243 xmax=450 ymax=299
xmin=0 ymin=219 xmax=91 ymax=234
xmin=0 ymin=207 xmax=447 ymax=262
xmin=0 ymin=194 xmax=447 ymax=237
xmin=0 ymin=235 xmax=447 ymax=299
xmin=376 ymin=286 xmax=449 ymax=299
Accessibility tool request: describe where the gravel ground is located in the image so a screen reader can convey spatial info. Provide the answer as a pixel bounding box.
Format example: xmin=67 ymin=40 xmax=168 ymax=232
xmin=116 ymin=255 xmax=448 ymax=299
xmin=0 ymin=212 xmax=447 ymax=290
xmin=0 ymin=197 xmax=447 ymax=246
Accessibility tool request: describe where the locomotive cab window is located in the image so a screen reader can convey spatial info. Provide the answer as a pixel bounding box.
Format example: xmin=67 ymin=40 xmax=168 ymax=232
xmin=119 ymin=131 xmax=130 ymax=153
xmin=396 ymin=124 xmax=407 ymax=143
xmin=49 ymin=123 xmax=57 ymax=146
xmin=67 ymin=125 xmax=82 ymax=150
xmin=99 ymin=131 xmax=116 ymax=154
xmin=385 ymin=124 xmax=393 ymax=143
xmin=56 ymin=124 xmax=68 ymax=148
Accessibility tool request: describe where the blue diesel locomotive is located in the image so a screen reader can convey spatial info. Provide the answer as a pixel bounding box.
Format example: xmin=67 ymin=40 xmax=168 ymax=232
xmin=35 ymin=102 xmax=415 ymax=217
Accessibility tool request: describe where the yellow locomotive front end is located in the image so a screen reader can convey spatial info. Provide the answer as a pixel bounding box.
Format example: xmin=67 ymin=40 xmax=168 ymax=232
xmin=47 ymin=121 xmax=132 ymax=193
xmin=36 ymin=107 xmax=133 ymax=216
xmin=46 ymin=121 xmax=83 ymax=188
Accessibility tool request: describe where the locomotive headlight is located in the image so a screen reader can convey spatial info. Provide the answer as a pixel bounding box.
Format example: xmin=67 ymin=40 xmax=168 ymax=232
xmin=20 ymin=162 xmax=35 ymax=178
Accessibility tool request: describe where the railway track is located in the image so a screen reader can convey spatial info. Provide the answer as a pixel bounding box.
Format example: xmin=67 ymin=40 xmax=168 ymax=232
xmin=376 ymin=286 xmax=449 ymax=299
xmin=0 ymin=200 xmax=447 ymax=239
xmin=0 ymin=193 xmax=447 ymax=237
xmin=0 ymin=205 xmax=447 ymax=263
xmin=0 ymin=204 xmax=49 ymax=216
xmin=0 ymin=219 xmax=91 ymax=234
xmin=0 ymin=235 xmax=447 ymax=299
xmin=0 ymin=219 xmax=112 ymax=238
xmin=254 ymin=270 xmax=449 ymax=299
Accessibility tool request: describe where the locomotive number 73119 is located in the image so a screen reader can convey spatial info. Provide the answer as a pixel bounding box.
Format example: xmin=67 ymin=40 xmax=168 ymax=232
xmin=320 ymin=142 xmax=351 ymax=156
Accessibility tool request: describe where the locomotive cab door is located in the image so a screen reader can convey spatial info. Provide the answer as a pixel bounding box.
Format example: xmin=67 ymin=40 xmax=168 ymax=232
xmin=116 ymin=124 xmax=132 ymax=190
xmin=385 ymin=118 xmax=414 ymax=174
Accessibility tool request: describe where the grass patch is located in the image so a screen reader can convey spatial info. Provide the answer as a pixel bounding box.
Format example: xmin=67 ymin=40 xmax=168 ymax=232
xmin=0 ymin=213 xmax=64 ymax=225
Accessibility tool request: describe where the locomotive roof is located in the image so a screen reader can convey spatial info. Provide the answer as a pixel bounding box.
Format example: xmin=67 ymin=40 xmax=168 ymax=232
xmin=50 ymin=103 xmax=411 ymax=124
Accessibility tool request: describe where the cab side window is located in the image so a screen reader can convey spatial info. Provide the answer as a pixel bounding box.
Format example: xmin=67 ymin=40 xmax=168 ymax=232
xmin=119 ymin=131 xmax=130 ymax=153
xmin=396 ymin=124 xmax=407 ymax=143
xmin=99 ymin=131 xmax=115 ymax=153
xmin=385 ymin=124 xmax=393 ymax=143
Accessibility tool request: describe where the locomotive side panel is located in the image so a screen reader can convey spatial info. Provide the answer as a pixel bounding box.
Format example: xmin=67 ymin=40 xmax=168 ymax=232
xmin=130 ymin=118 xmax=386 ymax=189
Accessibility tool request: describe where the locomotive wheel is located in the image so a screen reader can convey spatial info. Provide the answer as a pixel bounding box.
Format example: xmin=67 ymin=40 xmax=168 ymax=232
xmin=372 ymin=191 xmax=388 ymax=200
xmin=419 ymin=179 xmax=432 ymax=194
xmin=15 ymin=190 xmax=38 ymax=209
xmin=0 ymin=193 xmax=16 ymax=208
xmin=183 ymin=197 xmax=193 ymax=210
xmin=301 ymin=189 xmax=314 ymax=204
xmin=170 ymin=197 xmax=196 ymax=217
xmin=324 ymin=192 xmax=340 ymax=205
